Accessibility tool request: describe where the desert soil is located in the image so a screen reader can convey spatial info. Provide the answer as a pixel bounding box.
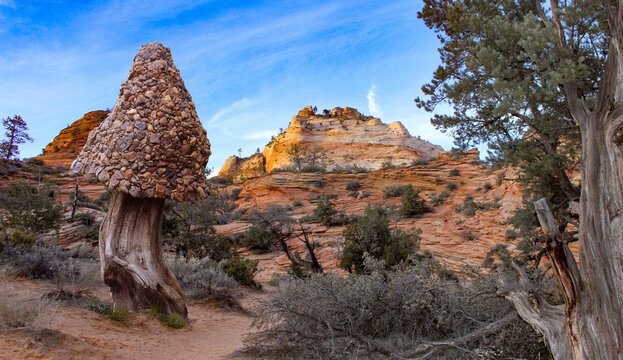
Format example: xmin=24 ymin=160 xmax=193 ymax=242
xmin=0 ymin=274 xmax=256 ymax=360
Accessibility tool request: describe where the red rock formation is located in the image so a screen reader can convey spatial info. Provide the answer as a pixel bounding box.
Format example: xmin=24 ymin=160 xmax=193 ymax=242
xmin=38 ymin=110 xmax=109 ymax=168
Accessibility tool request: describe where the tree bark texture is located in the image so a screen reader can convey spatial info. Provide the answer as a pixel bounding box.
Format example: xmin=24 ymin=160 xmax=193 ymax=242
xmin=508 ymin=12 xmax=623 ymax=358
xmin=99 ymin=190 xmax=187 ymax=317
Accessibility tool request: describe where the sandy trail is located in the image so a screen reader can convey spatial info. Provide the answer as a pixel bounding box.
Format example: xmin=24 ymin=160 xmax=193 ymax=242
xmin=0 ymin=275 xmax=255 ymax=360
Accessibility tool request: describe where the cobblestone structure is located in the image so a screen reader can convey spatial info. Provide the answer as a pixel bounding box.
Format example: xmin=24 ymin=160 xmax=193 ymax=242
xmin=73 ymin=42 xmax=211 ymax=201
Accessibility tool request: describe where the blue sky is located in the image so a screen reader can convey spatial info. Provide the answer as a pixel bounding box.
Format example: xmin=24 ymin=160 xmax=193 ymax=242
xmin=0 ymin=0 xmax=469 ymax=173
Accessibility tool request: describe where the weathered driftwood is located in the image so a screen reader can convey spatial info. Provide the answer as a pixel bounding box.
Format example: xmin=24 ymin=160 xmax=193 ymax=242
xmin=99 ymin=191 xmax=187 ymax=316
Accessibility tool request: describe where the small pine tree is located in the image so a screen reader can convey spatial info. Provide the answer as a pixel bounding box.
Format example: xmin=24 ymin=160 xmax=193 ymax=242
xmin=1 ymin=115 xmax=33 ymax=160
xmin=314 ymin=195 xmax=337 ymax=226
xmin=400 ymin=185 xmax=431 ymax=218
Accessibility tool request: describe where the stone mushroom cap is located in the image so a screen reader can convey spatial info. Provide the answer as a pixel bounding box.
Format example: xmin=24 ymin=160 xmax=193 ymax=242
xmin=72 ymin=42 xmax=211 ymax=201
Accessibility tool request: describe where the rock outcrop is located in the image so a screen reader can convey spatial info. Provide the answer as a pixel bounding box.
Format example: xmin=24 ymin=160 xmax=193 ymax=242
xmin=219 ymin=153 xmax=265 ymax=182
xmin=72 ymin=42 xmax=211 ymax=201
xmin=38 ymin=110 xmax=109 ymax=167
xmin=218 ymin=149 xmax=549 ymax=282
xmin=218 ymin=106 xmax=443 ymax=180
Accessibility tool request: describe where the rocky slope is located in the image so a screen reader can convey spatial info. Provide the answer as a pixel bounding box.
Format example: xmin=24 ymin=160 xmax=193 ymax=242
xmin=216 ymin=149 xmax=543 ymax=282
xmin=38 ymin=110 xmax=109 ymax=168
xmin=218 ymin=106 xmax=443 ymax=181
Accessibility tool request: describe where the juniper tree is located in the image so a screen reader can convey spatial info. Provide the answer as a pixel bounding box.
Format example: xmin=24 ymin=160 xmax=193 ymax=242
xmin=417 ymin=1 xmax=623 ymax=358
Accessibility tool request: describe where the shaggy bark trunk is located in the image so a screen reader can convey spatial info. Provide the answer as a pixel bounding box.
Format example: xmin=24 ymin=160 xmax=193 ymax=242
xmin=99 ymin=190 xmax=187 ymax=317
xmin=504 ymin=10 xmax=623 ymax=358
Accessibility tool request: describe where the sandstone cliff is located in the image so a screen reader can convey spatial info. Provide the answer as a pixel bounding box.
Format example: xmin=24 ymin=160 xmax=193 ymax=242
xmin=38 ymin=110 xmax=109 ymax=167
xmin=218 ymin=106 xmax=443 ymax=180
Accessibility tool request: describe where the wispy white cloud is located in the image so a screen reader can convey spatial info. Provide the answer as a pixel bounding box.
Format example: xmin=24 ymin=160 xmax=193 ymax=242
xmin=241 ymin=129 xmax=278 ymax=140
xmin=0 ymin=0 xmax=15 ymax=7
xmin=367 ymin=83 xmax=382 ymax=117
xmin=208 ymin=97 xmax=256 ymax=126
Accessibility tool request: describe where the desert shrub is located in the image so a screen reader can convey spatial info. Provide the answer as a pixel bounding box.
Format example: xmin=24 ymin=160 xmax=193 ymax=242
xmin=360 ymin=191 xmax=370 ymax=199
xmin=430 ymin=191 xmax=450 ymax=206
xmin=0 ymin=291 xmax=57 ymax=334
xmin=446 ymin=182 xmax=458 ymax=191
xmin=449 ymin=168 xmax=460 ymax=176
xmin=399 ymin=185 xmax=432 ymax=218
xmin=104 ymin=305 xmax=131 ymax=323
xmin=1 ymin=243 xmax=76 ymax=280
xmin=239 ymin=205 xmax=295 ymax=253
xmin=313 ymin=195 xmax=337 ymax=226
xmin=66 ymin=190 xmax=102 ymax=211
xmin=340 ymin=206 xmax=420 ymax=273
xmin=381 ymin=159 xmax=395 ymax=169
xmin=245 ymin=257 xmax=551 ymax=359
xmin=209 ymin=176 xmax=234 ymax=185
xmin=228 ymin=187 xmax=242 ymax=200
xmin=167 ymin=256 xmax=240 ymax=308
xmin=44 ymin=260 xmax=101 ymax=304
xmin=0 ymin=228 xmax=37 ymax=251
xmin=24 ymin=158 xmax=44 ymax=166
xmin=483 ymin=182 xmax=493 ymax=192
xmin=163 ymin=312 xmax=189 ymax=329
xmin=345 ymin=181 xmax=361 ymax=192
xmin=411 ymin=158 xmax=430 ymax=166
xmin=308 ymin=193 xmax=337 ymax=201
xmin=0 ymin=181 xmax=62 ymax=232
xmin=328 ymin=164 xmax=369 ymax=174
xmin=239 ymin=226 xmax=274 ymax=253
xmin=300 ymin=165 xmax=325 ymax=173
xmin=461 ymin=227 xmax=479 ymax=241
xmin=163 ymin=192 xmax=237 ymax=258
xmin=224 ymin=256 xmax=259 ymax=287
xmin=313 ymin=179 xmax=325 ymax=188
xmin=292 ymin=200 xmax=303 ymax=207
xmin=456 ymin=195 xmax=501 ymax=217
xmin=93 ymin=188 xmax=112 ymax=210
xmin=505 ymin=228 xmax=519 ymax=240
xmin=383 ymin=185 xmax=409 ymax=198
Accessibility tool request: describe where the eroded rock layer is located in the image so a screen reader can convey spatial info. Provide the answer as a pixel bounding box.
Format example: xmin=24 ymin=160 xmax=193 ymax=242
xmin=219 ymin=106 xmax=443 ymax=180
xmin=73 ymin=42 xmax=211 ymax=201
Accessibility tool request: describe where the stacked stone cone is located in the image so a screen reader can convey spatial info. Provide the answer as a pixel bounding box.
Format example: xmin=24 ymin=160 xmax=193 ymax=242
xmin=73 ymin=42 xmax=211 ymax=201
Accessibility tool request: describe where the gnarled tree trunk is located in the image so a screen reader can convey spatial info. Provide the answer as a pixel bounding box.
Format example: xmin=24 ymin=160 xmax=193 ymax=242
xmin=99 ymin=190 xmax=187 ymax=317
xmin=502 ymin=9 xmax=623 ymax=358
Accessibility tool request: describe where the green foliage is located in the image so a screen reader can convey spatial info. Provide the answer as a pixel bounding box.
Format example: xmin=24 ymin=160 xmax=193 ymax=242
xmin=285 ymin=144 xmax=329 ymax=172
xmin=456 ymin=195 xmax=501 ymax=217
xmin=163 ymin=189 xmax=237 ymax=259
xmin=399 ymin=185 xmax=431 ymax=218
xmin=104 ymin=305 xmax=131 ymax=323
xmin=224 ymin=256 xmax=259 ymax=287
xmin=345 ymin=181 xmax=361 ymax=192
xmin=430 ymin=191 xmax=450 ymax=206
xmin=449 ymin=168 xmax=459 ymax=176
xmin=239 ymin=225 xmax=274 ymax=253
xmin=313 ymin=195 xmax=337 ymax=226
xmin=411 ymin=158 xmax=430 ymax=166
xmin=446 ymin=182 xmax=458 ymax=191
xmin=1 ymin=115 xmax=33 ymax=160
xmin=416 ymin=0 xmax=596 ymax=256
xmin=340 ymin=206 xmax=420 ymax=273
xmin=0 ymin=181 xmax=63 ymax=232
xmin=382 ymin=185 xmax=409 ymax=198
xmin=163 ymin=312 xmax=189 ymax=329
xmin=291 ymin=200 xmax=303 ymax=207
xmin=308 ymin=193 xmax=337 ymax=201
